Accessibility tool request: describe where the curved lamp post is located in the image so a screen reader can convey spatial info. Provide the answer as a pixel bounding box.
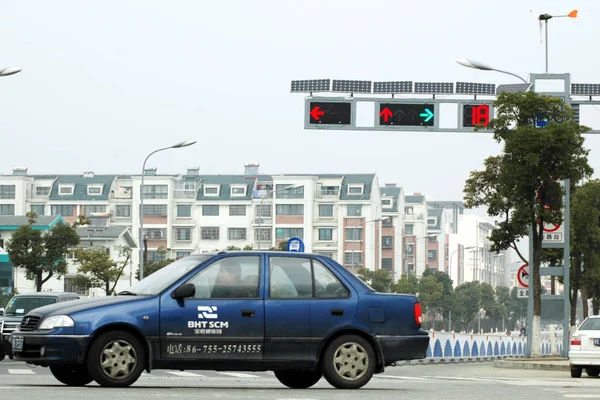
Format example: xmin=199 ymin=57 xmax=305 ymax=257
xmin=0 ymin=67 xmax=22 ymax=77
xmin=456 ymin=58 xmax=529 ymax=84
xmin=257 ymin=184 xmax=303 ymax=250
xmin=351 ymin=216 xmax=389 ymax=274
xmin=139 ymin=140 xmax=197 ymax=280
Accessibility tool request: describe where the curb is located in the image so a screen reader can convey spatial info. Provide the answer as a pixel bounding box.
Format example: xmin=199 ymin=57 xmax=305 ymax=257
xmin=492 ymin=359 xmax=569 ymax=371
xmin=395 ymin=356 xmax=510 ymax=366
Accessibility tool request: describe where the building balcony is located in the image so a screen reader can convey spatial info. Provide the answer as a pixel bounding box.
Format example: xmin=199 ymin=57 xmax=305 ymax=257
xmin=173 ymin=190 xmax=197 ymax=200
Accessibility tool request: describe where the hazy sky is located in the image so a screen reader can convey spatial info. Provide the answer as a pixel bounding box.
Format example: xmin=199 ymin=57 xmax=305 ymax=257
xmin=1 ymin=0 xmax=600 ymax=209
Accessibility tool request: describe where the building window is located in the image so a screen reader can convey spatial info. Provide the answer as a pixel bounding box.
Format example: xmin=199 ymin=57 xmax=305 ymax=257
xmin=382 ymin=258 xmax=393 ymax=271
xmin=256 ymin=205 xmax=271 ymax=217
xmin=148 ymin=251 xmax=167 ymax=263
xmin=275 ymin=228 xmax=303 ymax=240
xmin=115 ymin=205 xmax=131 ymax=218
xmin=176 ymin=252 xmax=191 ymax=259
xmin=405 ymin=206 xmax=413 ymax=214
xmin=83 ymin=205 xmax=107 ymax=216
xmin=315 ymin=251 xmax=334 ymax=259
xmin=320 ymin=186 xmax=339 ymax=196
xmin=382 ymin=236 xmax=393 ymax=248
xmin=382 ymin=217 xmax=393 ymax=227
xmin=405 ymin=224 xmax=414 ymax=235
xmin=428 ymin=218 xmax=436 ymax=227
xmin=142 ymin=184 xmax=168 ymax=199
xmin=142 ymin=204 xmax=167 ymax=216
xmin=0 ymin=185 xmax=15 ymax=199
xmin=31 ymin=204 xmax=45 ymax=216
xmin=228 ymin=228 xmax=247 ymax=240
xmin=406 ymin=243 xmax=414 ymax=255
xmin=276 ymin=204 xmax=304 ymax=215
xmin=0 ymin=204 xmax=15 ymax=215
xmin=177 ymin=204 xmax=192 ymax=218
xmin=347 ymin=204 xmax=362 ymax=217
xmin=144 ymin=228 xmax=166 ymax=240
xmin=348 ymin=185 xmax=364 ymax=195
xmin=58 ymin=185 xmax=74 ymax=195
xmin=344 ymin=252 xmax=362 ymax=266
xmin=275 ymin=184 xmax=304 ymax=199
xmin=202 ymin=205 xmax=219 ymax=216
xmin=175 ymin=227 xmax=192 ymax=241
xmin=50 ymin=205 xmax=74 ymax=217
xmin=63 ymin=275 xmax=89 ymax=296
xmin=229 ymin=205 xmax=246 ymax=216
xmin=382 ymin=198 xmax=392 ymax=207
xmin=201 ymin=227 xmax=219 ymax=240
xmin=345 ymin=227 xmax=362 ymax=241
xmin=254 ymin=228 xmax=272 ymax=241
xmin=35 ymin=187 xmax=50 ymax=196
xmin=428 ymin=250 xmax=437 ymax=260
xmin=87 ymin=185 xmax=103 ymax=195
xmin=318 ymin=228 xmax=333 ymax=241
xmin=203 ymin=185 xmax=219 ymax=196
xmin=230 ymin=186 xmax=246 ymax=196
xmin=319 ymin=204 xmax=333 ymax=217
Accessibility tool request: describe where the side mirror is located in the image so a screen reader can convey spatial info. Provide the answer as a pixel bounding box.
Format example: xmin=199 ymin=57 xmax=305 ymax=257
xmin=171 ymin=283 xmax=195 ymax=299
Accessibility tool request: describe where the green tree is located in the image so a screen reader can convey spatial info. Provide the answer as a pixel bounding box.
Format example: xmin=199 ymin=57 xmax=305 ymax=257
xmin=357 ymin=267 xmax=393 ymax=293
xmin=452 ymin=282 xmax=482 ymax=330
xmin=136 ymin=246 xmax=175 ymax=280
xmin=392 ymin=274 xmax=419 ymax=294
xmin=417 ymin=274 xmax=444 ymax=318
xmin=463 ymin=91 xmax=592 ymax=356
xmin=72 ymin=246 xmax=132 ymax=295
xmin=5 ymin=212 xmax=80 ymax=291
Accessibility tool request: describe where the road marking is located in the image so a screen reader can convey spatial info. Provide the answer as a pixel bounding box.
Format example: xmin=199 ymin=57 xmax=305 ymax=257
xmin=217 ymin=372 xmax=260 ymax=378
xmin=376 ymin=375 xmax=428 ymax=380
xmin=563 ymin=395 xmax=600 ymax=398
xmin=165 ymin=371 xmax=206 ymax=377
xmin=7 ymin=369 xmax=35 ymax=375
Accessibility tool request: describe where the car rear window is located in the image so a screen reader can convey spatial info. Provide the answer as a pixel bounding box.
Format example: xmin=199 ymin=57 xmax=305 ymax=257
xmin=579 ymin=318 xmax=600 ymax=330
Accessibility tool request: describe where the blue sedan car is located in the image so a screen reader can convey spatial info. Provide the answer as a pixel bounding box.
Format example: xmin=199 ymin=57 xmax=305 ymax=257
xmin=11 ymin=251 xmax=429 ymax=389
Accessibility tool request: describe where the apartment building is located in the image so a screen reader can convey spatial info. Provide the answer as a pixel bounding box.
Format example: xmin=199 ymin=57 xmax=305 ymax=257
xmin=403 ymin=194 xmax=430 ymax=277
xmin=380 ymin=183 xmax=405 ymax=281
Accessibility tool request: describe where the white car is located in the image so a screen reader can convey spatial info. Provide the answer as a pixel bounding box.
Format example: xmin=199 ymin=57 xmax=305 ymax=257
xmin=569 ymin=315 xmax=600 ymax=377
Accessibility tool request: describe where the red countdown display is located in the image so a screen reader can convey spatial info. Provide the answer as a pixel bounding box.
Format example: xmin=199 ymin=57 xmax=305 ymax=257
xmin=463 ymin=105 xmax=490 ymax=127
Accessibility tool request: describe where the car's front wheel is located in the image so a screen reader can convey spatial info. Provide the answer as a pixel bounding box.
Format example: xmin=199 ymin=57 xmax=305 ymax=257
xmin=274 ymin=370 xmax=322 ymax=388
xmin=50 ymin=365 xmax=93 ymax=386
xmin=321 ymin=334 xmax=376 ymax=389
xmin=571 ymin=366 xmax=583 ymax=378
xmin=86 ymin=330 xmax=145 ymax=387
xmin=586 ymin=367 xmax=600 ymax=377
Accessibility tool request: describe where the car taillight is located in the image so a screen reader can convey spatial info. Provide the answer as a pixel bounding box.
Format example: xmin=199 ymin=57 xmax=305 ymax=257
xmin=414 ymin=302 xmax=422 ymax=326
xmin=571 ymin=338 xmax=581 ymax=346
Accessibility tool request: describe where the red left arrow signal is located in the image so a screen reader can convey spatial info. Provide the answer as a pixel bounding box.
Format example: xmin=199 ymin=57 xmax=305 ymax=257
xmin=310 ymin=106 xmax=325 ymax=120
xmin=380 ymin=107 xmax=393 ymax=122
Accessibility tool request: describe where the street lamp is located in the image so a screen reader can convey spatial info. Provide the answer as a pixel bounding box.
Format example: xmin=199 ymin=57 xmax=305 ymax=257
xmin=138 ymin=140 xmax=197 ymax=280
xmin=404 ymin=234 xmax=437 ymax=279
xmin=351 ymin=216 xmax=389 ymax=274
xmin=538 ymin=10 xmax=578 ymax=73
xmin=0 ymin=67 xmax=22 ymax=77
xmin=456 ymin=58 xmax=529 ymax=84
xmin=449 ymin=245 xmax=475 ymax=284
xmin=257 ymin=184 xmax=303 ymax=250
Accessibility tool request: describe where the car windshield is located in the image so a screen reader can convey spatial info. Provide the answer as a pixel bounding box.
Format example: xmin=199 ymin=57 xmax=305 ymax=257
xmin=4 ymin=296 xmax=58 ymax=316
xmin=578 ymin=318 xmax=600 ymax=331
xmin=119 ymin=255 xmax=212 ymax=296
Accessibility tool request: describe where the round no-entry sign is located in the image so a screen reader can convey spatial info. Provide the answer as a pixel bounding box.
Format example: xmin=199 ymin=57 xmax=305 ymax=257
xmin=517 ymin=264 xmax=529 ymax=288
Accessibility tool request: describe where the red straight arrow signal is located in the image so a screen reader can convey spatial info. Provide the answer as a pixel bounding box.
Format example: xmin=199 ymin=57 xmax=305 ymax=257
xmin=310 ymin=106 xmax=325 ymax=120
xmin=380 ymin=107 xmax=392 ymax=122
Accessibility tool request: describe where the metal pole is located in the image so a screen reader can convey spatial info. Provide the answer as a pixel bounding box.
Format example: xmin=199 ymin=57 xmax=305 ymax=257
xmin=563 ymin=179 xmax=571 ymax=357
xmin=139 ymin=160 xmax=147 ymax=281
xmin=545 ymin=19 xmax=549 ymax=73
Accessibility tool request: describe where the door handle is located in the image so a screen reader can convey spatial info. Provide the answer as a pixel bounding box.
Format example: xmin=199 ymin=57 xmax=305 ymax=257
xmin=331 ymin=308 xmax=344 ymax=316
xmin=241 ymin=309 xmax=255 ymax=317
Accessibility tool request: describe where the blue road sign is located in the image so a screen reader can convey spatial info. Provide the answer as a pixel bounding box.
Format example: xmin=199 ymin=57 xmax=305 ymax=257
xmin=287 ymin=236 xmax=305 ymax=252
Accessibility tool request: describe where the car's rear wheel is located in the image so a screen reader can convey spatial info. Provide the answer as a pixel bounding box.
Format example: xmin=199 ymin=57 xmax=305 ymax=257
xmin=86 ymin=330 xmax=145 ymax=387
xmin=274 ymin=370 xmax=322 ymax=388
xmin=571 ymin=366 xmax=583 ymax=378
xmin=321 ymin=334 xmax=376 ymax=389
xmin=0 ymin=345 xmax=5 ymax=361
xmin=50 ymin=365 xmax=93 ymax=386
xmin=586 ymin=367 xmax=600 ymax=377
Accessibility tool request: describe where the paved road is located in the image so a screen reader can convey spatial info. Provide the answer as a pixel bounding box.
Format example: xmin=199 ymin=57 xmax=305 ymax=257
xmin=0 ymin=360 xmax=597 ymax=399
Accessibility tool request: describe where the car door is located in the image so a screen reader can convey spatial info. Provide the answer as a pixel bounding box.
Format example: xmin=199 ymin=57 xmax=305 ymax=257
xmin=159 ymin=254 xmax=265 ymax=361
xmin=308 ymin=258 xmax=357 ymax=352
xmin=264 ymin=255 xmax=313 ymax=361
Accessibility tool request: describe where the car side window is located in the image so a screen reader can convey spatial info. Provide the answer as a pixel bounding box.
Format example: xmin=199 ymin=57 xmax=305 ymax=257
xmin=269 ymin=257 xmax=312 ymax=298
xmin=313 ymin=260 xmax=350 ymax=298
xmin=185 ymin=256 xmax=260 ymax=299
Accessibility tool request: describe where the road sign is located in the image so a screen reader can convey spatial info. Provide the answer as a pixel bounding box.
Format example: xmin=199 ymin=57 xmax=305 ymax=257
xmin=378 ymin=103 xmax=434 ymax=126
xmin=287 ymin=236 xmax=305 ymax=252
xmin=308 ymin=101 xmax=351 ymax=125
xmin=540 ymin=180 xmax=565 ymax=245
xmin=462 ymin=104 xmax=490 ymax=127
xmin=517 ymin=288 xmax=529 ymax=298
xmin=517 ymin=264 xmax=529 ymax=288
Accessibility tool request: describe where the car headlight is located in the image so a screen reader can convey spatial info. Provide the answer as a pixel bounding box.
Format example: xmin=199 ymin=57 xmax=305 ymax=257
xmin=38 ymin=315 xmax=75 ymax=330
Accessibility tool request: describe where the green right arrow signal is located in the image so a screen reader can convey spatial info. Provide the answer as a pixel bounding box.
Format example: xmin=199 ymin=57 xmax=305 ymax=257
xmin=419 ymin=108 xmax=434 ymax=122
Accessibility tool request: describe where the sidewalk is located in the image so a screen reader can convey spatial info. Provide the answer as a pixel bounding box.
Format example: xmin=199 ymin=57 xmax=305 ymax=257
xmin=493 ymin=357 xmax=569 ymax=371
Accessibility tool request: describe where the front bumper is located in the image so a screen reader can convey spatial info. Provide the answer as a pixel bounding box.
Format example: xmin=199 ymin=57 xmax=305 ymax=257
xmin=376 ymin=334 xmax=430 ymax=365
xmin=10 ymin=332 xmax=90 ymax=366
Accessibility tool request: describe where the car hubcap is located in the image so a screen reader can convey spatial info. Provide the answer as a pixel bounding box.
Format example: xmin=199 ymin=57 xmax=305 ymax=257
xmin=333 ymin=342 xmax=368 ymax=381
xmin=100 ymin=339 xmax=137 ymax=379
